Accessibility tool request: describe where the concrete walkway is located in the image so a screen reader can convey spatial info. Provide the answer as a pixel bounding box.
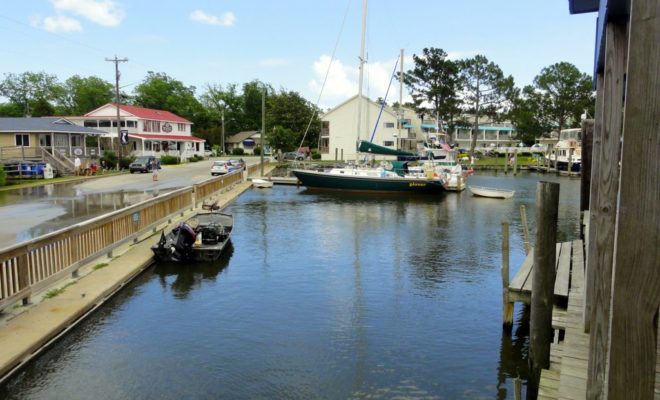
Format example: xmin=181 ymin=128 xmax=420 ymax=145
xmin=0 ymin=180 xmax=255 ymax=382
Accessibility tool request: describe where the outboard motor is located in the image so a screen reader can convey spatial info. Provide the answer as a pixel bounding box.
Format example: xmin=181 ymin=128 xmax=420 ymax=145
xmin=171 ymin=223 xmax=196 ymax=261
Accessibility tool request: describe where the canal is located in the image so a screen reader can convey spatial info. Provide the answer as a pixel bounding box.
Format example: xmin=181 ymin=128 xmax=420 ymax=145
xmin=0 ymin=172 xmax=581 ymax=399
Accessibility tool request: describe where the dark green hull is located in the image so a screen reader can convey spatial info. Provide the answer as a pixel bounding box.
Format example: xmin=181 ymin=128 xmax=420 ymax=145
xmin=292 ymin=169 xmax=447 ymax=194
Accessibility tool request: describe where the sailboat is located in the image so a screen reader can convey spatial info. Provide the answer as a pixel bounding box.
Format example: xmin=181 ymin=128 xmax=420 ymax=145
xmin=292 ymin=0 xmax=449 ymax=194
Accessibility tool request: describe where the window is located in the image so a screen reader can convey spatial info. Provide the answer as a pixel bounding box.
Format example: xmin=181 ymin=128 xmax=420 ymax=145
xmin=71 ymin=135 xmax=82 ymax=147
xmin=153 ymin=121 xmax=161 ymax=132
xmin=384 ymin=122 xmax=395 ymax=128
xmin=84 ymin=120 xmax=98 ymax=128
xmin=177 ymin=123 xmax=186 ymax=131
xmin=99 ymin=120 xmax=111 ymax=127
xmin=383 ymin=140 xmax=394 ymax=146
xmin=127 ymin=121 xmax=137 ymax=128
xmin=15 ymin=134 xmax=29 ymax=146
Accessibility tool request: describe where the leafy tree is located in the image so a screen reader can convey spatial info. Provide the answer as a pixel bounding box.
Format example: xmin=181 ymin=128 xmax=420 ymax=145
xmin=57 ymin=75 xmax=113 ymax=115
xmin=508 ymin=85 xmax=549 ymax=145
xmin=133 ymin=71 xmax=204 ymax=124
xmin=200 ymin=83 xmax=244 ymax=148
xmin=266 ymin=90 xmax=320 ymax=149
xmin=0 ymin=102 xmax=25 ymax=117
xmin=532 ymin=62 xmax=594 ymax=133
xmin=458 ymin=55 xmax=515 ymax=156
xmin=267 ymin=125 xmax=298 ymax=152
xmin=240 ymin=80 xmax=273 ymax=132
xmin=403 ymin=47 xmax=460 ymax=135
xmin=0 ymin=71 xmax=62 ymax=116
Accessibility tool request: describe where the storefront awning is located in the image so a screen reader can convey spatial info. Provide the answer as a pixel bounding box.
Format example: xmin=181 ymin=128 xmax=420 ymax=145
xmin=129 ymin=133 xmax=206 ymax=142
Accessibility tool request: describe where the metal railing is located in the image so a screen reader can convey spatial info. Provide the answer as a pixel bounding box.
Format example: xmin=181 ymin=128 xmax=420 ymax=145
xmin=0 ymin=159 xmax=269 ymax=311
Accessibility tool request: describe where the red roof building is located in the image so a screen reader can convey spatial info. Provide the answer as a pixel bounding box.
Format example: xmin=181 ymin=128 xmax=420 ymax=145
xmin=69 ymin=103 xmax=206 ymax=160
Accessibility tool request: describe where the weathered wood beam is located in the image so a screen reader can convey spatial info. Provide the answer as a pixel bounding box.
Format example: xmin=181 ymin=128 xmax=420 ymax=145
xmin=586 ymin=20 xmax=627 ymax=400
xmin=606 ymin=0 xmax=660 ymax=397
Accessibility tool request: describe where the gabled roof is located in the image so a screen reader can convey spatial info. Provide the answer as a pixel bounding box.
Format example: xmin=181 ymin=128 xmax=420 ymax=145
xmin=84 ymin=103 xmax=192 ymax=124
xmin=129 ymin=133 xmax=205 ymax=142
xmin=0 ymin=117 xmax=105 ymax=135
xmin=322 ymin=94 xmax=407 ymax=120
xmin=226 ymin=130 xmax=260 ymax=144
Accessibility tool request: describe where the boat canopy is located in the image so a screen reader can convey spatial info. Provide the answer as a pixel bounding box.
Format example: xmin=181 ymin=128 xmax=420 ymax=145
xmin=358 ymin=140 xmax=415 ymax=157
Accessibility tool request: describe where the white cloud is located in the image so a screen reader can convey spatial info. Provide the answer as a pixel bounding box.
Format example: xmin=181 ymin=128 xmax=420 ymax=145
xmin=259 ymin=58 xmax=289 ymax=67
xmin=309 ymin=54 xmax=412 ymax=109
xmin=31 ymin=15 xmax=83 ymax=32
xmin=50 ymin=0 xmax=125 ymax=27
xmin=189 ymin=10 xmax=236 ymax=27
xmin=446 ymin=50 xmax=482 ymax=60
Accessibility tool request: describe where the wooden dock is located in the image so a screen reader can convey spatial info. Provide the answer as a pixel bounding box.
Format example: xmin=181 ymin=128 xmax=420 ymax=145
xmin=508 ymin=238 xmax=660 ymax=398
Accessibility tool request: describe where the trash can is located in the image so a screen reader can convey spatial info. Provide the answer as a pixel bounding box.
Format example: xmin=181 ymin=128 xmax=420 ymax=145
xmin=43 ymin=163 xmax=54 ymax=179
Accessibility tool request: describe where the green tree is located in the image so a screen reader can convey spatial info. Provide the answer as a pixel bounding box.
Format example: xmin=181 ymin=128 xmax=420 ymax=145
xmin=0 ymin=102 xmax=25 ymax=117
xmin=532 ymin=62 xmax=594 ymax=133
xmin=508 ymin=85 xmax=548 ymax=145
xmin=57 ymin=75 xmax=113 ymax=115
xmin=266 ymin=90 xmax=320 ymax=149
xmin=200 ymin=83 xmax=244 ymax=148
xmin=133 ymin=72 xmax=204 ymax=124
xmin=403 ymin=47 xmax=460 ymax=136
xmin=267 ymin=125 xmax=298 ymax=153
xmin=458 ymin=55 xmax=515 ymax=156
xmin=0 ymin=71 xmax=62 ymax=116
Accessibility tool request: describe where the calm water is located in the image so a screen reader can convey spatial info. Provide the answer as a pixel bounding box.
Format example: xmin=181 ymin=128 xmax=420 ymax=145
xmin=0 ymin=172 xmax=581 ymax=399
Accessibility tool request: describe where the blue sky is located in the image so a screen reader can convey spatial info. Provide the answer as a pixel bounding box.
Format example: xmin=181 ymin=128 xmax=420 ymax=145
xmin=0 ymin=0 xmax=597 ymax=109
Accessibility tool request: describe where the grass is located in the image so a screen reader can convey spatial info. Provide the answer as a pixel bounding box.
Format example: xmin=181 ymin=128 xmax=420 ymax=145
xmin=44 ymin=281 xmax=77 ymax=299
xmin=92 ymin=262 xmax=109 ymax=270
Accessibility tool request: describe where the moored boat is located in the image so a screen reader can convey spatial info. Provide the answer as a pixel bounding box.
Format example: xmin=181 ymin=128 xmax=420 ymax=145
xmin=469 ymin=186 xmax=515 ymax=199
xmin=152 ymin=211 xmax=233 ymax=262
xmin=252 ymin=178 xmax=274 ymax=188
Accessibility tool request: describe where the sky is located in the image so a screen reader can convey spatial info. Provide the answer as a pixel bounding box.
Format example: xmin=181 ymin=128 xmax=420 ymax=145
xmin=0 ymin=0 xmax=598 ymax=110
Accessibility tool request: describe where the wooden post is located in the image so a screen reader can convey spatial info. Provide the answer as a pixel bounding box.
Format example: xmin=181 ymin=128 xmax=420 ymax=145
xmin=583 ymin=74 xmax=605 ymax=333
xmin=520 ymin=205 xmax=530 ymax=255
xmin=553 ymin=150 xmax=558 ymax=174
xmin=567 ymin=148 xmax=574 ymax=175
xmin=334 ymin=148 xmax=338 ymax=162
xmin=586 ymin=22 xmax=626 ymax=399
xmin=504 ymin=151 xmax=509 ymax=174
xmin=501 ymin=221 xmax=514 ymax=328
xmin=513 ymin=149 xmax=518 ymax=176
xmin=17 ymin=252 xmax=30 ymax=305
xmin=605 ymin=1 xmax=660 ymax=396
xmin=529 ymin=181 xmax=559 ymax=388
xmin=514 ymin=377 xmax=522 ymax=400
xmin=580 ymin=119 xmax=594 ymax=213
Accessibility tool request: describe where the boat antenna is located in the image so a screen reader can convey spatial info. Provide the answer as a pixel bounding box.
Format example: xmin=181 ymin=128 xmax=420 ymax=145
xmin=298 ymin=0 xmax=352 ymax=155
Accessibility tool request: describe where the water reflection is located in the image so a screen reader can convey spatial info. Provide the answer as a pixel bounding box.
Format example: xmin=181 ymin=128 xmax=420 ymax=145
xmin=0 ymin=183 xmax=159 ymax=249
xmin=154 ymin=242 xmax=234 ymax=299
xmin=497 ymin=305 xmax=531 ymax=399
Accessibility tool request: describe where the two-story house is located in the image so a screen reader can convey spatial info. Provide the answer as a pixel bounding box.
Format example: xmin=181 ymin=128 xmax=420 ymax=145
xmin=69 ymin=103 xmax=205 ymax=160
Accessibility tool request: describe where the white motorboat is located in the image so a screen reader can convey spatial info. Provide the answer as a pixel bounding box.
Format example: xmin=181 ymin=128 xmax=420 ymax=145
xmin=469 ymin=186 xmax=515 ymax=199
xmin=252 ymin=178 xmax=274 ymax=188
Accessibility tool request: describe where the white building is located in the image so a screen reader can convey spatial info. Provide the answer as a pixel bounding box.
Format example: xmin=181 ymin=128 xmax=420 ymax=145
xmin=69 ymin=103 xmax=206 ymax=160
xmin=319 ymin=95 xmax=519 ymax=160
xmin=319 ymin=95 xmax=437 ymax=161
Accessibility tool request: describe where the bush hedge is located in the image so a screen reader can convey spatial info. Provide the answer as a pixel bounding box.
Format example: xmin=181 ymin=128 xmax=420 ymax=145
xmin=188 ymin=154 xmax=204 ymax=162
xmin=160 ymin=155 xmax=180 ymax=165
xmin=231 ymin=148 xmax=245 ymax=155
xmin=0 ymin=164 xmax=6 ymax=187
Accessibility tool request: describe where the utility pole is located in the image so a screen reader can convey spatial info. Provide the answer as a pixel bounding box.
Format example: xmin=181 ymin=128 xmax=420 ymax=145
xmin=106 ymin=55 xmax=128 ymax=169
xmin=221 ymin=108 xmax=225 ymax=156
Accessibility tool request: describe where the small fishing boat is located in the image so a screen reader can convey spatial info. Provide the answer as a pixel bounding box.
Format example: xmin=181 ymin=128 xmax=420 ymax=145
xmin=152 ymin=211 xmax=233 ymax=262
xmin=469 ymin=186 xmax=515 ymax=199
xmin=252 ymin=178 xmax=274 ymax=188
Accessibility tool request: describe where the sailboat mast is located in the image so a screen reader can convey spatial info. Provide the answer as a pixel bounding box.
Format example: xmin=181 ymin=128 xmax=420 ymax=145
xmin=356 ymin=0 xmax=367 ymax=145
xmin=398 ymin=48 xmax=403 ymax=149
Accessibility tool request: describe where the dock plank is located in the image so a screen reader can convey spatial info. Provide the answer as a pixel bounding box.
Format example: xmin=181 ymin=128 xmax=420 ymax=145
xmin=555 ymin=242 xmax=572 ymax=298
xmin=509 ymin=248 xmax=534 ymax=291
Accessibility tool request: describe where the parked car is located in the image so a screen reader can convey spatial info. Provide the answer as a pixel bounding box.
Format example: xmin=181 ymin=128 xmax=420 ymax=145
xmin=210 ymin=161 xmax=237 ymax=176
xmin=229 ymin=158 xmax=246 ymax=170
xmin=283 ymin=152 xmax=305 ymax=161
xmin=130 ymin=156 xmax=156 ymax=173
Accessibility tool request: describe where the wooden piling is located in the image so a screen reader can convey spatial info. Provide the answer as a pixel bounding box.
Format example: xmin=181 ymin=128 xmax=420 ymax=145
xmin=529 ymin=181 xmax=560 ymax=388
xmin=501 ymin=221 xmax=514 ymax=329
xmin=568 ymin=148 xmax=574 ymax=175
xmin=334 ymin=148 xmax=338 ymax=162
xmin=513 ymin=149 xmax=518 ymax=176
xmin=504 ymin=151 xmax=509 ymax=174
xmin=580 ymin=119 xmax=594 ymax=213
xmin=520 ymin=205 xmax=530 ymax=255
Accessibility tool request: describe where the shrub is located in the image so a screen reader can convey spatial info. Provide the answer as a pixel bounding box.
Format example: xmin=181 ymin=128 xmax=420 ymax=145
xmin=160 ymin=155 xmax=180 ymax=165
xmin=120 ymin=156 xmax=134 ymax=169
xmin=232 ymin=148 xmax=245 ymax=156
xmin=0 ymin=164 xmax=6 ymax=186
xmin=189 ymin=154 xmax=204 ymax=162
xmin=253 ymin=146 xmax=262 ymax=156
xmin=101 ymin=150 xmax=117 ymax=168
xmin=311 ymin=150 xmax=322 ymax=160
